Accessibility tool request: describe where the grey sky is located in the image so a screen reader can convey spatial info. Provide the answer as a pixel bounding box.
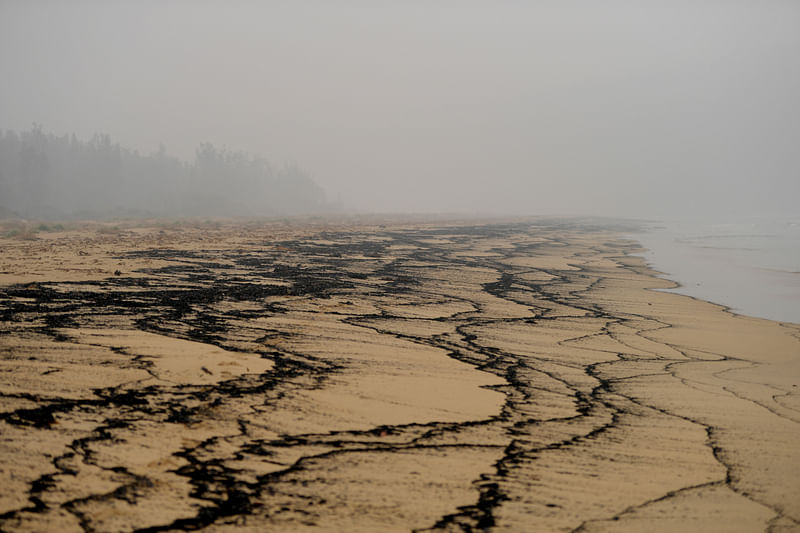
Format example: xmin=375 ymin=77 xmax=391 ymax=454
xmin=1 ymin=1 xmax=798 ymax=217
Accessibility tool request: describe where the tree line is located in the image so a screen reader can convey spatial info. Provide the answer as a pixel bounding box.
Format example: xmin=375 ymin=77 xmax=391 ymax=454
xmin=0 ymin=125 xmax=326 ymax=218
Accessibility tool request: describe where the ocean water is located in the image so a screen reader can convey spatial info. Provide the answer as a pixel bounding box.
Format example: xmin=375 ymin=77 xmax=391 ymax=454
xmin=632 ymin=215 xmax=800 ymax=325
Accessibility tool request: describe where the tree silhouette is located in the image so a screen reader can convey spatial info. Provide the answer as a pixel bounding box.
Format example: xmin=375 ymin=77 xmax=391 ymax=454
xmin=0 ymin=126 xmax=326 ymax=218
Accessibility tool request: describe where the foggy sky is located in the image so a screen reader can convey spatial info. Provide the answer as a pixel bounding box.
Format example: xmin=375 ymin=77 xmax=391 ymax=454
xmin=1 ymin=1 xmax=799 ymax=217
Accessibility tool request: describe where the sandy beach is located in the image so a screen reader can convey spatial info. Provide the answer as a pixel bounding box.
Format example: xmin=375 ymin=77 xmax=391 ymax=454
xmin=0 ymin=217 xmax=798 ymax=532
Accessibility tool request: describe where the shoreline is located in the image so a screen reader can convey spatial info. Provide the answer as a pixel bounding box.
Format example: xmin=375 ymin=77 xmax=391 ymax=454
xmin=631 ymin=217 xmax=800 ymax=325
xmin=631 ymin=240 xmax=800 ymax=328
xmin=1 ymin=217 xmax=797 ymax=531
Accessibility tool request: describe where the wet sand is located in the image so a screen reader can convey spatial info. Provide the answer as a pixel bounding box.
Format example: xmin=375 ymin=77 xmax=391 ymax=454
xmin=0 ymin=218 xmax=798 ymax=532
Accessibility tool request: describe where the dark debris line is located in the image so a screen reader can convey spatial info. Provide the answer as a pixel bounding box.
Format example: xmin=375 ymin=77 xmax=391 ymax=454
xmin=0 ymin=223 xmax=749 ymax=532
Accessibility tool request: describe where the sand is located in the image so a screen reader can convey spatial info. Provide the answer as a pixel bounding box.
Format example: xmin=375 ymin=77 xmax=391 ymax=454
xmin=0 ymin=217 xmax=798 ymax=532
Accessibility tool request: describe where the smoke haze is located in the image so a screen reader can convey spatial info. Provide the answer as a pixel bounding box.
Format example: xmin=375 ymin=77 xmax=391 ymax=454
xmin=2 ymin=1 xmax=798 ymax=217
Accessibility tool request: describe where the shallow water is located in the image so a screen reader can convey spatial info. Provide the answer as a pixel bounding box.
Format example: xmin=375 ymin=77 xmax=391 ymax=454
xmin=633 ymin=215 xmax=800 ymax=324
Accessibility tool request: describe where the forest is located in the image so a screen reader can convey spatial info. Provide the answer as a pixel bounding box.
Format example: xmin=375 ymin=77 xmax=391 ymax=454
xmin=0 ymin=125 xmax=326 ymax=219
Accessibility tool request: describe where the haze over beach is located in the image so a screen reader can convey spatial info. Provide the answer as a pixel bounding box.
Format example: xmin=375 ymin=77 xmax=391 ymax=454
xmin=1 ymin=2 xmax=799 ymax=532
xmin=2 ymin=1 xmax=799 ymax=217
